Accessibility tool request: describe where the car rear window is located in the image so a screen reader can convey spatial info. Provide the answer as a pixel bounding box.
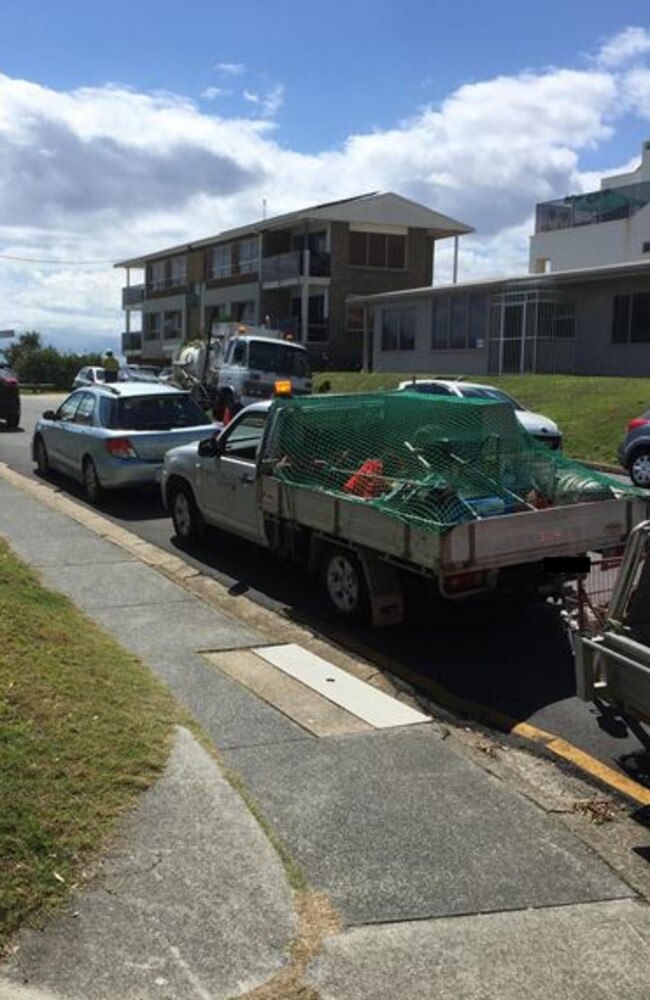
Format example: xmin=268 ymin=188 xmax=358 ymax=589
xmin=101 ymin=393 xmax=208 ymax=430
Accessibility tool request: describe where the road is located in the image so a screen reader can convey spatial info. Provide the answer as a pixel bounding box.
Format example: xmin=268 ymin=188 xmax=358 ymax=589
xmin=3 ymin=392 xmax=650 ymax=794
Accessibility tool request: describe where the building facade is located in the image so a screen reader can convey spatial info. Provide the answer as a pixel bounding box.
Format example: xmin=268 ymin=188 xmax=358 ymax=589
xmin=115 ymin=193 xmax=472 ymax=370
xmin=356 ymin=260 xmax=650 ymax=378
xmin=530 ymin=139 xmax=650 ymax=274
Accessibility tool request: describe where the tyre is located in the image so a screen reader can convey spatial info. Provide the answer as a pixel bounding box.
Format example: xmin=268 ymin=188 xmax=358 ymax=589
xmin=321 ymin=547 xmax=370 ymax=624
xmin=34 ymin=436 xmax=49 ymax=476
xmin=629 ymin=448 xmax=650 ymax=489
xmin=82 ymin=457 xmax=104 ymax=505
xmin=170 ymin=482 xmax=204 ymax=543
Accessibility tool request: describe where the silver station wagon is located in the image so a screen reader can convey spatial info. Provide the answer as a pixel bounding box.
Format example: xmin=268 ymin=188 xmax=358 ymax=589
xmin=32 ymin=382 xmax=217 ymax=503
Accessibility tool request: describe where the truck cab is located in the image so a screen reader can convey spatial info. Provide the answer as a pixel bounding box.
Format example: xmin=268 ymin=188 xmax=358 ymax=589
xmin=214 ymin=334 xmax=311 ymax=419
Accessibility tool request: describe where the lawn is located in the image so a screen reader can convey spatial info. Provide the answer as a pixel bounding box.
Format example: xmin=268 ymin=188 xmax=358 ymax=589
xmin=312 ymin=373 xmax=649 ymax=466
xmin=0 ymin=541 xmax=184 ymax=952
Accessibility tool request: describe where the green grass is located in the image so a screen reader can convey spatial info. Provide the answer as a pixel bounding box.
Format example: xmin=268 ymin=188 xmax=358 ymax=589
xmin=312 ymin=373 xmax=649 ymax=465
xmin=0 ymin=541 xmax=184 ymax=951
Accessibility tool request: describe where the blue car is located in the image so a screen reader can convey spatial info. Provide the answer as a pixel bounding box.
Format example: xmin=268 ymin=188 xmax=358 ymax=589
xmin=32 ymin=382 xmax=217 ymax=504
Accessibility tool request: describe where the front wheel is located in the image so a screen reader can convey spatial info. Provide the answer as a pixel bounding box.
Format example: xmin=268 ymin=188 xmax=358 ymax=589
xmin=170 ymin=482 xmax=204 ymax=543
xmin=321 ymin=547 xmax=370 ymax=624
xmin=34 ymin=436 xmax=49 ymax=476
xmin=629 ymin=449 xmax=650 ymax=489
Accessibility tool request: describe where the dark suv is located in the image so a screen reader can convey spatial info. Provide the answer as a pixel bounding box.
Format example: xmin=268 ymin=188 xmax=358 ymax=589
xmin=0 ymin=357 xmax=20 ymax=429
xmin=619 ymin=408 xmax=650 ymax=487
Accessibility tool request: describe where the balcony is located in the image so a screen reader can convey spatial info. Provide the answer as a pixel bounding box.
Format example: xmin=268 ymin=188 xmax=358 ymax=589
xmin=122 ymin=284 xmax=145 ymax=308
xmin=261 ymin=250 xmax=331 ymax=284
xmin=121 ymin=331 xmax=142 ymax=353
xmin=536 ymin=180 xmax=650 ymax=233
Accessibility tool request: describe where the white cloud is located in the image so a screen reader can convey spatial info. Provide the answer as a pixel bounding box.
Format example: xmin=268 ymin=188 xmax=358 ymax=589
xmin=0 ymin=27 xmax=649 ymax=352
xmin=243 ymin=84 xmax=285 ymax=118
xmin=596 ymin=26 xmax=650 ymax=68
xmin=201 ymin=86 xmax=231 ymax=100
xmin=213 ymin=62 xmax=246 ymax=76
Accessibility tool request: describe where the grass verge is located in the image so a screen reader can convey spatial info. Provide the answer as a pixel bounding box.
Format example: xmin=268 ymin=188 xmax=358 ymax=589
xmin=313 ymin=372 xmax=649 ymax=466
xmin=0 ymin=539 xmax=183 ymax=952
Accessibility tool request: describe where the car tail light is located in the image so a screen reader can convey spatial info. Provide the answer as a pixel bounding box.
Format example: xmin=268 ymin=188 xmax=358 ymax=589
xmin=443 ymin=571 xmax=487 ymax=595
xmin=628 ymin=417 xmax=650 ymax=430
xmin=105 ymin=437 xmax=138 ymax=459
xmin=0 ymin=373 xmax=17 ymax=385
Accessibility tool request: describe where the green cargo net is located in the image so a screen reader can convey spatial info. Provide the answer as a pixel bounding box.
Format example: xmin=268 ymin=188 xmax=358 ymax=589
xmin=266 ymin=391 xmax=640 ymax=535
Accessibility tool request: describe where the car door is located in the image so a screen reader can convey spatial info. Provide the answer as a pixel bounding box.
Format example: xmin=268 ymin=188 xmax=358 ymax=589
xmin=44 ymin=392 xmax=84 ymax=472
xmin=64 ymin=391 xmax=100 ymax=476
xmin=198 ymin=411 xmax=267 ymax=541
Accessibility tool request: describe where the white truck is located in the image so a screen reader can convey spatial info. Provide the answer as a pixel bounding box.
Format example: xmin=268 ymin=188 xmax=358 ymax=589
xmin=161 ymin=396 xmax=650 ymax=626
xmin=174 ymin=324 xmax=311 ymax=420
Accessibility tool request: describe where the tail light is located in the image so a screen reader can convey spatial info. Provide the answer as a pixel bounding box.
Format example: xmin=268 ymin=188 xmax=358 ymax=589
xmin=443 ymin=571 xmax=487 ymax=595
xmin=105 ymin=437 xmax=138 ymax=459
xmin=628 ymin=417 xmax=650 ymax=430
xmin=0 ymin=373 xmax=17 ymax=385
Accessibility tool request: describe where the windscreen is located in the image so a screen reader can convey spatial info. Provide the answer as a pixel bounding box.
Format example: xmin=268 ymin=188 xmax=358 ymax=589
xmin=249 ymin=341 xmax=310 ymax=377
xmin=459 ymin=386 xmax=523 ymax=410
xmin=102 ymin=393 xmax=208 ymax=430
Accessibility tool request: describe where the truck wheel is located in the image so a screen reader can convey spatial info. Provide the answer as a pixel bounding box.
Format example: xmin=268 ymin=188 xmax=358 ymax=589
xmin=321 ymin=547 xmax=370 ymax=624
xmin=170 ymin=482 xmax=204 ymax=543
xmin=629 ymin=448 xmax=650 ymax=488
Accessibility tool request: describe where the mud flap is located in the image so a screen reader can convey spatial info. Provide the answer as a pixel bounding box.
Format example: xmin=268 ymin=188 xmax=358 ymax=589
xmin=358 ymin=548 xmax=405 ymax=627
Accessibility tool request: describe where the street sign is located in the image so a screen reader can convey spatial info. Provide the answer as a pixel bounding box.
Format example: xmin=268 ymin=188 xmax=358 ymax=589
xmin=0 ymin=329 xmax=15 ymax=338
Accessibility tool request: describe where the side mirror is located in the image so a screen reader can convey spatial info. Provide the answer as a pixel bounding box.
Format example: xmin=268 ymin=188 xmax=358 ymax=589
xmin=42 ymin=409 xmax=58 ymax=420
xmin=198 ymin=436 xmax=220 ymax=458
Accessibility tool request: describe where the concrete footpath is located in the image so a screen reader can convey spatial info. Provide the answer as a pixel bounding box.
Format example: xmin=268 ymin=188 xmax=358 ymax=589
xmin=2 ymin=466 xmax=650 ymax=999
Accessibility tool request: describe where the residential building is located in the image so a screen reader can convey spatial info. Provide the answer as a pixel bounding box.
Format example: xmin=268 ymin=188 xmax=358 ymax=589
xmin=115 ymin=193 xmax=473 ymax=370
xmin=530 ymin=139 xmax=650 ymax=273
xmin=355 ymin=258 xmax=650 ymax=378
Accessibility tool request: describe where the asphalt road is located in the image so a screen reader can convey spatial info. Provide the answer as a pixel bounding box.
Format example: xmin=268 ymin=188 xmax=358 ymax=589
xmin=3 ymin=392 xmax=650 ymax=792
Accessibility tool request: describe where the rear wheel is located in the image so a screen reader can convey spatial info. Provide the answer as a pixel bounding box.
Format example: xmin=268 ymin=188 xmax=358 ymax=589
xmin=629 ymin=448 xmax=650 ymax=488
xmin=170 ymin=482 xmax=204 ymax=543
xmin=321 ymin=547 xmax=370 ymax=624
xmin=82 ymin=457 xmax=103 ymax=504
xmin=34 ymin=436 xmax=49 ymax=475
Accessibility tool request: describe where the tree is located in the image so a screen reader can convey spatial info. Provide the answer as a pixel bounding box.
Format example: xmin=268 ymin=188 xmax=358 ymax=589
xmin=5 ymin=331 xmax=42 ymax=368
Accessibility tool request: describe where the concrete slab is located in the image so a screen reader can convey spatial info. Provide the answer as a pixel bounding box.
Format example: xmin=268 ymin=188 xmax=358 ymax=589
xmin=205 ymin=650 xmax=373 ymax=737
xmin=38 ymin=562 xmax=194 ymax=610
xmin=0 ymin=728 xmax=297 ymax=1000
xmin=0 ymin=510 xmax=134 ymax=566
xmin=307 ymin=898 xmax=650 ymax=1000
xmin=90 ymin=599 xmax=264 ymax=656
xmin=252 ymin=644 xmax=430 ymax=729
xmin=147 ymin=650 xmax=313 ymax=750
xmin=225 ymin=725 xmax=632 ymax=926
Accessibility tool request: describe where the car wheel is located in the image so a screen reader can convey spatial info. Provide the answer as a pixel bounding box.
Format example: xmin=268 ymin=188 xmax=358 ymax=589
xmin=170 ymin=482 xmax=204 ymax=543
xmin=629 ymin=448 xmax=650 ymax=488
xmin=34 ymin=436 xmax=49 ymax=475
xmin=321 ymin=547 xmax=370 ymax=624
xmin=82 ymin=457 xmax=103 ymax=504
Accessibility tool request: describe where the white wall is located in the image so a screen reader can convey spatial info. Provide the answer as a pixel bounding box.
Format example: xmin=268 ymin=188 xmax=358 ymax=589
xmin=529 ymin=208 xmax=650 ymax=273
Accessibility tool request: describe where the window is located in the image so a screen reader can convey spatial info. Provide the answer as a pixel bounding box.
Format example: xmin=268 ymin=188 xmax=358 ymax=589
xmin=432 ymin=294 xmax=487 ymax=349
xmin=57 ymin=394 xmax=82 ymax=422
xmin=143 ymin=313 xmax=162 ymax=341
xmin=163 ymin=310 xmax=182 ymax=340
xmin=612 ymin=293 xmax=650 ymax=344
xmin=149 ymin=260 xmax=166 ymax=291
xmin=170 ymin=256 xmax=187 ymax=286
xmin=381 ymin=307 xmax=416 ymax=351
xmin=106 ymin=394 xmax=207 ymax=431
xmin=346 ymin=305 xmax=365 ymax=332
xmin=348 ymin=231 xmax=405 ymax=269
xmin=237 ymin=237 xmax=259 ymax=275
xmin=210 ymin=245 xmax=232 ymax=279
xmin=74 ymin=393 xmax=96 ymax=425
xmin=643 ymin=242 xmax=650 ymax=254
xmin=222 ymin=412 xmax=267 ymax=462
xmin=233 ymin=300 xmax=256 ymax=324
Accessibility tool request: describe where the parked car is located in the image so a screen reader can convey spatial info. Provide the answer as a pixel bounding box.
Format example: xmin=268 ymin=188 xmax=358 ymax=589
xmin=72 ymin=366 xmax=107 ymax=388
xmin=397 ymin=378 xmax=563 ymax=449
xmin=0 ymin=355 xmax=20 ymax=429
xmin=618 ymin=408 xmax=650 ymax=488
xmin=32 ymin=382 xmax=217 ymax=503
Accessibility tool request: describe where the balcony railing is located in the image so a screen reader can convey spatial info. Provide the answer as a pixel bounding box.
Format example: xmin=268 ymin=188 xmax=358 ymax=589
xmin=121 ymin=332 xmax=142 ymax=352
xmin=261 ymin=250 xmax=331 ymax=283
xmin=536 ymin=180 xmax=650 ymax=233
xmin=122 ymin=284 xmax=145 ymax=308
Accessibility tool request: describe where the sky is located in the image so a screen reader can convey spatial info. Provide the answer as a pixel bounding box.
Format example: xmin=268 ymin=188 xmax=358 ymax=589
xmin=2 ymin=0 xmax=650 ymax=354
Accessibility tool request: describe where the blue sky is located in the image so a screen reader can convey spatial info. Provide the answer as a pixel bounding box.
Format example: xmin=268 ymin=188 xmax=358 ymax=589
xmin=1 ymin=0 xmax=650 ymax=352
